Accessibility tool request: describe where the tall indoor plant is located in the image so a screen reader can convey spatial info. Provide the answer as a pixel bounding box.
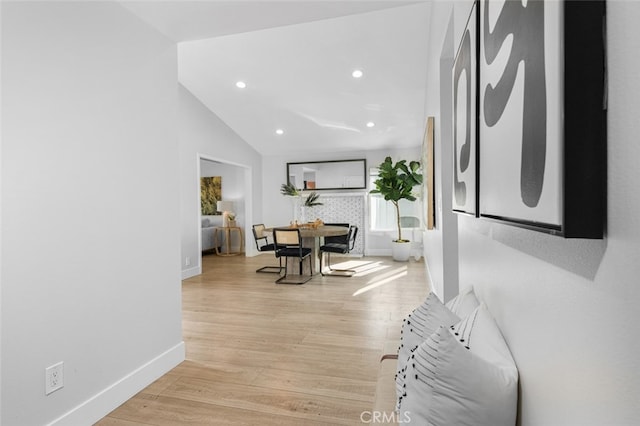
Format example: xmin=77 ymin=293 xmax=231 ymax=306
xmin=370 ymin=156 xmax=423 ymax=261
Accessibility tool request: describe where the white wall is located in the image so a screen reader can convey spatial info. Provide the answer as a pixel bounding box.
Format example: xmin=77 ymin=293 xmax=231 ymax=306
xmin=426 ymin=2 xmax=640 ymax=425
xmin=422 ymin=0 xmax=461 ymax=303
xmin=262 ymin=146 xmax=421 ymax=256
xmin=0 ymin=3 xmax=4 ymax=423
xmin=179 ymin=85 xmax=262 ymax=278
xmin=1 ymin=3 xmax=184 ymax=425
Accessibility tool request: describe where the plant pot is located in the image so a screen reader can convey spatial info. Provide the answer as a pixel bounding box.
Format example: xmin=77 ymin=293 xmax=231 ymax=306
xmin=391 ymin=240 xmax=411 ymax=262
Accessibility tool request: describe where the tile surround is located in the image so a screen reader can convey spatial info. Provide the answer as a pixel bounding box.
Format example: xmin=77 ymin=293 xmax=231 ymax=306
xmin=297 ymin=193 xmax=365 ymax=255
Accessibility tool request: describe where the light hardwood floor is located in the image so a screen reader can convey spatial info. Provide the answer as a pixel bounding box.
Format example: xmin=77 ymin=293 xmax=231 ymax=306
xmin=96 ymin=253 xmax=430 ymax=425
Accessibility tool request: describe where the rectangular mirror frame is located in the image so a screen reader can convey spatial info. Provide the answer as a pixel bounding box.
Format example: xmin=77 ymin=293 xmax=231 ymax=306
xmin=286 ymin=159 xmax=367 ymax=191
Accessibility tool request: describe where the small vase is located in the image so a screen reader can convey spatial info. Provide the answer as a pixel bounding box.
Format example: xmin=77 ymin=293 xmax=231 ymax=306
xmin=292 ymin=196 xmax=302 ymax=222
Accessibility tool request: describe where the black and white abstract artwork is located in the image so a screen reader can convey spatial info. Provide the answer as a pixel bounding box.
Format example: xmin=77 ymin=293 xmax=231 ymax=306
xmin=479 ymin=0 xmax=563 ymax=227
xmin=452 ymin=2 xmax=477 ymax=216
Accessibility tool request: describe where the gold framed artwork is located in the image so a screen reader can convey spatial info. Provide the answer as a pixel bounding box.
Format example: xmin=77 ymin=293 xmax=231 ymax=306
xmin=422 ymin=116 xmax=435 ymax=230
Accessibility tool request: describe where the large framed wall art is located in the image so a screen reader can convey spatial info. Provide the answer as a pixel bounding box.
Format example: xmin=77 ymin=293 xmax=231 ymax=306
xmin=456 ymin=0 xmax=606 ymax=238
xmin=452 ymin=1 xmax=479 ymax=216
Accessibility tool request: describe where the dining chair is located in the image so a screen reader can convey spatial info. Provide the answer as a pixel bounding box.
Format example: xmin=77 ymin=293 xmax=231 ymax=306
xmin=272 ymin=228 xmax=313 ymax=284
xmin=251 ymin=224 xmax=283 ymax=273
xmin=319 ymin=225 xmax=358 ymax=277
xmin=321 ymin=223 xmax=350 ymax=248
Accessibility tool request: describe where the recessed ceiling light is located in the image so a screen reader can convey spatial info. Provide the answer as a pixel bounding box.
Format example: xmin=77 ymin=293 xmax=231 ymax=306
xmin=235 ymin=81 xmax=247 ymax=89
xmin=275 ymin=129 xmax=284 ymax=135
xmin=352 ymin=69 xmax=364 ymax=79
xmin=366 ymin=121 xmax=375 ymax=128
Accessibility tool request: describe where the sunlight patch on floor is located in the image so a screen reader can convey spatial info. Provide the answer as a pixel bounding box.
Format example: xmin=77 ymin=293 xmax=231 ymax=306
xmin=352 ymin=265 xmax=409 ymax=296
xmin=349 ymin=261 xmax=392 ymax=277
xmin=328 ymin=259 xmax=375 ymax=269
xmin=326 ymin=259 xmax=386 ymax=275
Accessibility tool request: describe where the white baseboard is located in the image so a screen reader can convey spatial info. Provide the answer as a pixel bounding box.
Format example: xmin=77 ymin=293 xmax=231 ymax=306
xmin=182 ymin=265 xmax=201 ymax=280
xmin=47 ymin=342 xmax=185 ymax=426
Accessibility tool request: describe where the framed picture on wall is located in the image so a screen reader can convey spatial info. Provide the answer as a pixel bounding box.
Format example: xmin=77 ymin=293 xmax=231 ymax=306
xmin=200 ymin=176 xmax=222 ymax=215
xmin=422 ymin=116 xmax=436 ymax=229
xmin=477 ymin=0 xmax=605 ymax=238
xmin=452 ymin=1 xmax=478 ymax=216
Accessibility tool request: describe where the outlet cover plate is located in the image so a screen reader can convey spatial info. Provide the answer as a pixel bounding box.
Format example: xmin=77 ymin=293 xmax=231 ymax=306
xmin=45 ymin=362 xmax=64 ymax=395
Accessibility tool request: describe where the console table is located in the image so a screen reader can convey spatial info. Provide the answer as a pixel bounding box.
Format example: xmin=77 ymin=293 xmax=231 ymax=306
xmin=213 ymin=226 xmax=244 ymax=256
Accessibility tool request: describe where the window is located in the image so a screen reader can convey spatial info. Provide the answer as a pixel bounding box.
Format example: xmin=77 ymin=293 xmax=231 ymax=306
xmin=369 ymin=173 xmax=422 ymax=231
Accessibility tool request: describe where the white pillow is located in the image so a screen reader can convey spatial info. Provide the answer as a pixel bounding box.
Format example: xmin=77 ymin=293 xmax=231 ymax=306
xmin=398 ymin=304 xmax=518 ymax=426
xmin=396 ymin=292 xmax=459 ymax=408
xmin=445 ymin=286 xmax=480 ymax=318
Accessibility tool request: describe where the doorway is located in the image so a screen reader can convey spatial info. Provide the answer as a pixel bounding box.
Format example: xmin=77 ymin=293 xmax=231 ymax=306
xmin=197 ymin=154 xmax=253 ymax=273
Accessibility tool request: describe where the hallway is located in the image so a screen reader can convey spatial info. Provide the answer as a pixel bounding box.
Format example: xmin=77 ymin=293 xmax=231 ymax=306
xmin=97 ymin=254 xmax=429 ymax=425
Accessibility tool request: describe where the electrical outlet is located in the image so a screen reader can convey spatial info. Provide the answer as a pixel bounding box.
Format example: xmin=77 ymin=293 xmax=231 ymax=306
xmin=45 ymin=362 xmax=64 ymax=395
xmin=185 ymin=256 xmax=191 ymax=266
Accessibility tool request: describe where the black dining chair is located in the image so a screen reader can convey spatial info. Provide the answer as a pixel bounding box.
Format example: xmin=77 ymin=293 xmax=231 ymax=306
xmin=251 ymin=224 xmax=283 ymax=273
xmin=272 ymin=228 xmax=313 ymax=284
xmin=320 ymin=225 xmax=358 ymax=277
xmin=321 ymin=223 xmax=350 ymax=249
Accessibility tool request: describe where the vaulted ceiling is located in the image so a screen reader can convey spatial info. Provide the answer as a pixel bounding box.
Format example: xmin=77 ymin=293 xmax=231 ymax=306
xmin=121 ymin=1 xmax=431 ymax=156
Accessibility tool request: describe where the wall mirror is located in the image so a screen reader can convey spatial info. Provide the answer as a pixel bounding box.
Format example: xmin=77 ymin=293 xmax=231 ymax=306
xmin=287 ymin=159 xmax=367 ymax=190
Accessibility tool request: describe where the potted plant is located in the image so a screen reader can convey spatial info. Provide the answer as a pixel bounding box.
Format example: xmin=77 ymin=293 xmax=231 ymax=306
xmin=370 ymin=156 xmax=423 ymax=261
xmin=280 ymin=183 xmax=323 ymax=223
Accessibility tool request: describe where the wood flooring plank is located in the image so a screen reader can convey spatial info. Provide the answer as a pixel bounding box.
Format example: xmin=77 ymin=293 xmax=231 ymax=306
xmin=161 ymin=376 xmax=370 ymax=424
xmin=102 ymin=393 xmax=341 ymax=426
xmin=301 ymin=331 xmax=387 ymax=351
xmin=165 ymin=360 xmax=264 ymax=387
xmin=251 ymin=367 xmax=376 ymax=402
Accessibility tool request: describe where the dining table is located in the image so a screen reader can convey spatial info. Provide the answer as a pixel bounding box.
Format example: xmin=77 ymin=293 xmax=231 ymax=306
xmin=265 ymin=225 xmax=349 ymax=276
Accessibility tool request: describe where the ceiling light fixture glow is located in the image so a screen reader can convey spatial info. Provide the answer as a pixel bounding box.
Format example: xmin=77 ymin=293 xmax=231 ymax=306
xmin=366 ymin=122 xmax=375 ymax=128
xmin=352 ymin=69 xmax=364 ymax=78
xmin=275 ymin=129 xmax=284 ymax=135
xmin=235 ymin=81 xmax=247 ymax=89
